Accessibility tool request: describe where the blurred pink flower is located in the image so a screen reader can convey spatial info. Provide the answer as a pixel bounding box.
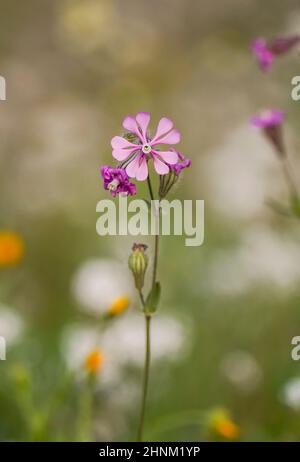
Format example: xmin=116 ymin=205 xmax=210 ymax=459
xmin=251 ymin=35 xmax=300 ymax=71
xmin=250 ymin=109 xmax=284 ymax=128
xmin=251 ymin=39 xmax=274 ymax=71
xmin=250 ymin=110 xmax=285 ymax=155
xmin=111 ymin=112 xmax=180 ymax=181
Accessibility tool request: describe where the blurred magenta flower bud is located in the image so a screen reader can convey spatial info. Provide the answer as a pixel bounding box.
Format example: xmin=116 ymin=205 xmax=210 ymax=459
xmin=250 ymin=109 xmax=285 ymax=156
xmin=251 ymin=35 xmax=300 ymax=71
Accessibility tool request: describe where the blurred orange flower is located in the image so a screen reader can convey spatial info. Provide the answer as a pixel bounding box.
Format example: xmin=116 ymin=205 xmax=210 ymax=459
xmin=207 ymin=408 xmax=240 ymax=440
xmin=0 ymin=231 xmax=24 ymax=267
xmin=107 ymin=295 xmax=129 ymax=317
xmin=84 ymin=350 xmax=104 ymax=374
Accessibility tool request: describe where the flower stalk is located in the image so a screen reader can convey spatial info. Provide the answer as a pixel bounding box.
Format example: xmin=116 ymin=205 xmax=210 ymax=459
xmin=136 ymin=173 xmax=160 ymax=442
xmin=100 ymin=112 xmax=190 ymax=442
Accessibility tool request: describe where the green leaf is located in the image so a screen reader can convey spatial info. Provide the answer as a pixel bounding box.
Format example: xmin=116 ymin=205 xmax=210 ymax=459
xmin=144 ymin=282 xmax=161 ymax=314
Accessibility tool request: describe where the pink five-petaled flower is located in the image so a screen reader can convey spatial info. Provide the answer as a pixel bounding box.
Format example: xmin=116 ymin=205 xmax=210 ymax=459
xmin=100 ymin=166 xmax=136 ymax=197
xmin=251 ymin=36 xmax=300 ymax=72
xmin=250 ymin=109 xmax=285 ymax=156
xmin=111 ymin=112 xmax=180 ymax=181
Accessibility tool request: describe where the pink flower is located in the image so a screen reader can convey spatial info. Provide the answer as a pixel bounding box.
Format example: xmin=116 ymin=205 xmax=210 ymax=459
xmin=250 ymin=109 xmax=285 ymax=128
xmin=250 ymin=110 xmax=285 ymax=155
xmin=170 ymin=150 xmax=191 ymax=175
xmin=251 ymin=35 xmax=300 ymax=71
xmin=111 ymin=112 xmax=180 ymax=181
xmin=251 ymin=39 xmax=274 ymax=71
xmin=100 ymin=166 xmax=136 ymax=196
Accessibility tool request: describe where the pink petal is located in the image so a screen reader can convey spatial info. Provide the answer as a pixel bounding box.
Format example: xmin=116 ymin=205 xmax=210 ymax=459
xmin=151 ymin=117 xmax=173 ymax=143
xmin=126 ymin=155 xmax=142 ymax=178
xmin=111 ymin=136 xmax=137 ymax=150
xmin=153 ymin=150 xmax=178 ymax=165
xmin=112 ymin=149 xmax=134 ymax=161
xmin=111 ymin=136 xmax=139 ymax=161
xmin=135 ymin=156 xmax=148 ymax=181
xmin=153 ymin=157 xmax=170 ymax=175
xmin=136 ymin=112 xmax=151 ymax=143
xmin=152 ymin=129 xmax=181 ymax=146
xmin=122 ymin=115 xmax=142 ymax=140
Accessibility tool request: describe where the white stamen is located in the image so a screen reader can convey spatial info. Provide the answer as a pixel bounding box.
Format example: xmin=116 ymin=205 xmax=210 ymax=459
xmin=142 ymin=144 xmax=151 ymax=154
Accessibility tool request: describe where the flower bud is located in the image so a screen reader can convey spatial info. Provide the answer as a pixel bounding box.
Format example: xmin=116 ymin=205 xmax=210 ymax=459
xmin=128 ymin=243 xmax=148 ymax=291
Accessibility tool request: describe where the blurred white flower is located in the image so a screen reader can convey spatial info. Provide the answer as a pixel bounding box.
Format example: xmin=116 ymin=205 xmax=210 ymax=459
xmin=62 ymin=313 xmax=190 ymax=386
xmin=281 ymin=377 xmax=300 ymax=411
xmin=220 ymin=350 xmax=262 ymax=393
xmin=0 ymin=305 xmax=24 ymax=346
xmin=71 ymin=258 xmax=134 ymax=315
xmin=207 ymin=226 xmax=300 ymax=295
xmin=61 ymin=324 xmax=120 ymax=385
xmin=101 ymin=313 xmax=190 ymax=366
xmin=204 ymin=124 xmax=285 ymax=220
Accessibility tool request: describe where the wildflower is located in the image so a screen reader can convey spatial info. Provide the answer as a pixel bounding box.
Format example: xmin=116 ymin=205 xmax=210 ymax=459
xmin=101 ymin=313 xmax=189 ymax=366
xmin=85 ymin=350 xmax=105 ymax=374
xmin=207 ymin=408 xmax=240 ymax=440
xmin=107 ymin=295 xmax=129 ymax=317
xmin=171 ymin=151 xmax=191 ymax=175
xmin=0 ymin=231 xmax=24 ymax=267
xmin=207 ymin=226 xmax=300 ymax=295
xmin=250 ymin=109 xmax=285 ymax=155
xmin=251 ymin=35 xmax=300 ymax=71
xmin=100 ymin=166 xmax=136 ymax=197
xmin=220 ymin=351 xmax=262 ymax=394
xmin=251 ymin=39 xmax=274 ymax=71
xmin=71 ymin=258 xmax=134 ymax=316
xmin=111 ymin=112 xmax=180 ymax=181
xmin=281 ymin=377 xmax=300 ymax=411
xmin=128 ymin=243 xmax=148 ymax=291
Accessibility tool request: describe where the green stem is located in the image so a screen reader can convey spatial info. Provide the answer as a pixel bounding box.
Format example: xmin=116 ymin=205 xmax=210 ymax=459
xmin=136 ymin=173 xmax=160 ymax=441
xmin=152 ymin=231 xmax=159 ymax=289
xmin=137 ymin=314 xmax=151 ymax=441
xmin=147 ymin=175 xmax=154 ymax=201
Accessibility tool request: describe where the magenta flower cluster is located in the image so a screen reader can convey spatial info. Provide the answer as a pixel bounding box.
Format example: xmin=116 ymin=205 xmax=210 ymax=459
xmin=100 ymin=112 xmax=190 ymax=196
xmin=100 ymin=166 xmax=136 ymax=197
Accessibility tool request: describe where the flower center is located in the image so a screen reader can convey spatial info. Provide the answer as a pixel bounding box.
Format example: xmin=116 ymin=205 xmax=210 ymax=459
xmin=108 ymin=179 xmax=119 ymax=191
xmin=142 ymin=143 xmax=151 ymax=154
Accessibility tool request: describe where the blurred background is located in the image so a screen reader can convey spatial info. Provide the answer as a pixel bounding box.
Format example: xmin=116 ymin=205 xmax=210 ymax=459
xmin=1 ymin=0 xmax=300 ymax=442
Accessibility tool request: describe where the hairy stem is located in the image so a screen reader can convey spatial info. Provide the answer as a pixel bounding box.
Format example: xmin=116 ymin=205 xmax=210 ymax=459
xmin=137 ymin=314 xmax=151 ymax=442
xmin=137 ymin=173 xmax=160 ymax=441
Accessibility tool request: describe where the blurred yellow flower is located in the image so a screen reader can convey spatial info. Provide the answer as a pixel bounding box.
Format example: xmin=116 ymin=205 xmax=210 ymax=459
xmin=84 ymin=350 xmax=105 ymax=374
xmin=107 ymin=295 xmax=129 ymax=317
xmin=0 ymin=231 xmax=24 ymax=267
xmin=207 ymin=408 xmax=240 ymax=440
